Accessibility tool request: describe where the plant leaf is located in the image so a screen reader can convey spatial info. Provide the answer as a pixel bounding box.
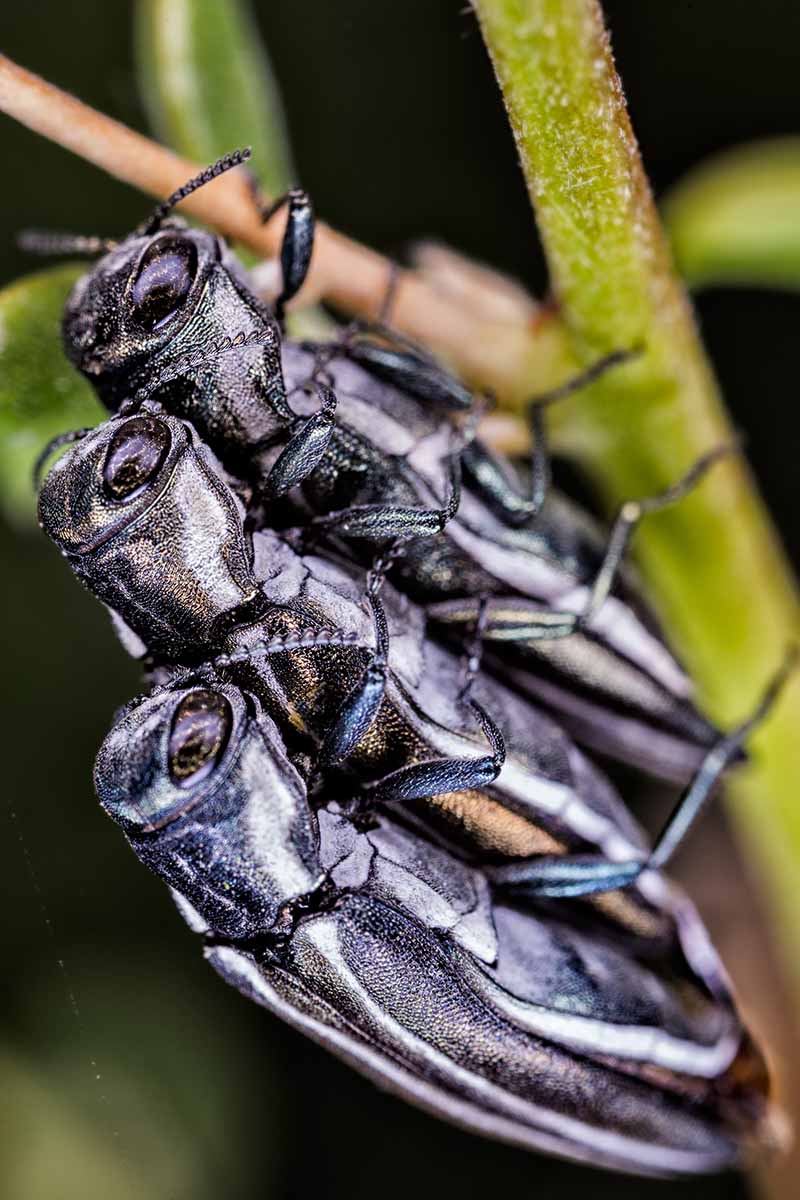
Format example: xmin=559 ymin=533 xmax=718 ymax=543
xmin=136 ymin=0 xmax=293 ymax=195
xmin=135 ymin=0 xmax=330 ymax=338
xmin=664 ymin=138 xmax=800 ymax=290
xmin=0 ymin=266 xmax=103 ymax=528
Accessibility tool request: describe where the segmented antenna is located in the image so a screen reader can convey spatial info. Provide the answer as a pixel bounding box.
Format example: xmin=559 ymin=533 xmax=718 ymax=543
xmin=19 ymin=148 xmax=252 ymax=256
xmin=138 ymin=147 xmax=252 ymax=237
xmin=212 ymin=629 xmax=362 ymax=669
xmin=18 ymin=231 xmax=118 ymax=257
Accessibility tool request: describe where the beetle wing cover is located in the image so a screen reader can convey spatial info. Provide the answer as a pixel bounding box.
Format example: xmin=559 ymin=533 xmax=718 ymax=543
xmin=207 ymin=890 xmax=766 ymax=1177
xmin=205 ymin=807 xmax=770 ymax=1178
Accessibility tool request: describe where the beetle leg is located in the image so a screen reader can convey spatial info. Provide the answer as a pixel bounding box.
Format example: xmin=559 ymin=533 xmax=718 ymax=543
xmin=430 ymin=596 xmax=584 ymax=646
xmin=458 ymin=595 xmax=490 ymax=703
xmin=300 ymin=311 xmax=475 ymax=409
xmin=438 ymin=444 xmax=735 ymax=646
xmin=463 ymin=348 xmax=640 ymax=526
xmin=303 ymin=448 xmax=463 ymax=542
xmin=488 ymin=855 xmax=643 ymax=898
xmin=302 ymin=328 xmax=353 ymax=388
xmin=361 ymin=321 xmax=440 ymax=364
xmin=310 ymin=310 xmax=444 ymax=367
xmin=342 ymin=338 xmax=473 ymax=410
xmin=460 ymin=418 xmax=549 ymax=528
xmin=319 ymin=577 xmax=392 ymax=767
xmin=570 ymin=443 xmax=735 ymax=632
xmin=256 ymin=187 xmax=315 ymax=326
xmin=363 ymin=697 xmax=506 ymax=804
xmin=489 ymin=649 xmax=795 ymax=899
xmin=261 ymin=383 xmax=338 ymax=498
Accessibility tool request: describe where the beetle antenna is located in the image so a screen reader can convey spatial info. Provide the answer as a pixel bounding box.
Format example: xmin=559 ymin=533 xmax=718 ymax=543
xmin=33 ymin=427 xmax=93 ymax=490
xmin=21 ymin=148 xmax=252 ymax=253
xmin=139 ymin=147 xmax=252 ymax=236
xmin=212 ymin=629 xmax=362 ymax=670
xmin=18 ymin=231 xmax=118 ymax=257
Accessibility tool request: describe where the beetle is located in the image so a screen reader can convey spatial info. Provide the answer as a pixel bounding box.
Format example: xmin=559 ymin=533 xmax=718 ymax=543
xmin=37 ymin=407 xmax=770 ymax=914
xmin=37 ymin=356 xmax=788 ymax=1175
xmin=28 ymin=151 xmax=730 ymax=783
xmin=35 ymin=407 xmax=654 ymax=894
xmin=92 ymin=672 xmax=775 ymax=1177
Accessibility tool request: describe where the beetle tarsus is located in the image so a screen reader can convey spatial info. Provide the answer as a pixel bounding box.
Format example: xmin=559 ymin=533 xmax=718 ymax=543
xmin=261 ymin=382 xmax=338 ymax=498
xmin=257 ymin=187 xmax=315 ymax=325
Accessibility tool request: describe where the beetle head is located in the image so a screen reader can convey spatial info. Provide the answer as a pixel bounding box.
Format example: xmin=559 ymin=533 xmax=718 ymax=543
xmin=95 ymin=682 xmax=321 ymax=938
xmin=63 ymin=224 xmax=209 ymax=378
xmin=37 ymin=411 xmax=258 ymax=660
xmin=30 ymin=149 xmax=279 ymax=410
xmin=62 ymin=223 xmax=278 ymax=410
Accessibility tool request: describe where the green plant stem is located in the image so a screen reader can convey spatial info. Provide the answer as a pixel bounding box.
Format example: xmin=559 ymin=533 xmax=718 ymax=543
xmin=472 ymin=0 xmax=800 ymax=982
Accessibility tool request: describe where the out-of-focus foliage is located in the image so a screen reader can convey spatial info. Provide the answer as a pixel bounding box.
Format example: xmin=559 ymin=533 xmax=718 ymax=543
xmin=0 ymin=266 xmax=102 ymax=527
xmin=0 ymin=951 xmax=268 ymax=1200
xmin=137 ymin=0 xmax=329 ymax=335
xmin=136 ymin=0 xmax=293 ymax=194
xmin=665 ymin=138 xmax=800 ymax=290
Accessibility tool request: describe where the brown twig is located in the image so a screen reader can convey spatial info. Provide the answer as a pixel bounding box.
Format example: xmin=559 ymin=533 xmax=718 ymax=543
xmin=0 ymin=52 xmax=564 ymax=410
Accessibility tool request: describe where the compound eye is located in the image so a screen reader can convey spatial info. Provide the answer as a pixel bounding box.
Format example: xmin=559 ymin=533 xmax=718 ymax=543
xmin=168 ymin=690 xmax=233 ymax=787
xmin=102 ymin=416 xmax=171 ymax=501
xmin=130 ymin=236 xmax=197 ymax=331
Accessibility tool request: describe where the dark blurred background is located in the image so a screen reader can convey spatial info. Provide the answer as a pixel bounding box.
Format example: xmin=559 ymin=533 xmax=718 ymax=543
xmin=1 ymin=3 xmax=799 ymax=1198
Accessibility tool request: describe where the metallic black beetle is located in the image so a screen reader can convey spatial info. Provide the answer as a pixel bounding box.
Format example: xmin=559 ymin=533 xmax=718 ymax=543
xmin=28 ymin=152 xmax=789 ymax=1181
xmin=36 ymin=365 xmax=786 ymax=1177
xmin=36 ymin=409 xmax=655 ymax=898
xmin=33 ymin=152 xmax=729 ymax=783
xmin=93 ymin=675 xmax=773 ymax=1177
xmin=38 ymin=409 xmax=769 ymax=911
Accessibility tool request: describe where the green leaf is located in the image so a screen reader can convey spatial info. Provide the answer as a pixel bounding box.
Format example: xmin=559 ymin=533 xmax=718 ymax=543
xmin=664 ymin=137 xmax=800 ymax=290
xmin=136 ymin=0 xmax=330 ymax=338
xmin=136 ymin=0 xmax=293 ymax=195
xmin=0 ymin=267 xmax=103 ymax=528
